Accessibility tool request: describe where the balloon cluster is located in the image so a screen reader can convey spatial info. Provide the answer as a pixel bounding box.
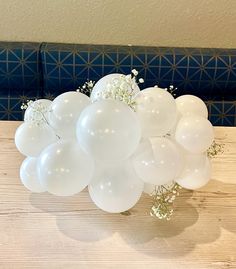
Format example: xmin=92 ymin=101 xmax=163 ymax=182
xmin=15 ymin=71 xmax=214 ymax=218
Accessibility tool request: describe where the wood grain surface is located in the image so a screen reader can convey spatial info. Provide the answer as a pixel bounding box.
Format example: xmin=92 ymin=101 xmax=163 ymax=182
xmin=0 ymin=121 xmax=235 ymax=269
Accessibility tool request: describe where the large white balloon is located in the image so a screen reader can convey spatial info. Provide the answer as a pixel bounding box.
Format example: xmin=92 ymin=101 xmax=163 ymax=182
xmin=48 ymin=91 xmax=90 ymax=139
xmin=176 ymin=95 xmax=208 ymax=118
xmin=136 ymin=87 xmax=177 ymax=137
xmin=176 ymin=154 xmax=211 ymax=190
xmin=133 ymin=137 xmax=183 ymax=185
xmin=20 ymin=157 xmax=46 ymax=193
xmin=77 ymin=99 xmax=141 ymax=161
xmin=175 ymin=115 xmax=214 ymax=153
xmin=15 ymin=122 xmax=57 ymax=157
xmin=24 ymin=99 xmax=52 ymax=123
xmin=37 ymin=141 xmax=94 ymax=196
xmin=88 ymin=161 xmax=144 ymax=213
xmin=90 ymin=73 xmax=140 ymax=102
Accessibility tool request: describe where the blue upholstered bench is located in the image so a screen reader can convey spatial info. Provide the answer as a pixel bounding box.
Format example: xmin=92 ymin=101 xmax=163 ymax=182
xmin=0 ymin=41 xmax=235 ymax=125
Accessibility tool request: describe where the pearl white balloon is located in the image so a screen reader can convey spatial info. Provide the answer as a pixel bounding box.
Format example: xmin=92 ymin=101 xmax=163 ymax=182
xmin=77 ymin=99 xmax=141 ymax=161
xmin=15 ymin=122 xmax=57 ymax=157
xmin=136 ymin=87 xmax=177 ymax=137
xmin=48 ymin=91 xmax=90 ymax=139
xmin=24 ymin=99 xmax=52 ymax=123
xmin=37 ymin=141 xmax=94 ymax=196
xmin=133 ymin=137 xmax=184 ymax=185
xmin=176 ymin=154 xmax=211 ymax=190
xmin=90 ymin=73 xmax=140 ymax=102
xmin=88 ymin=161 xmax=144 ymax=213
xmin=175 ymin=115 xmax=214 ymax=153
xmin=20 ymin=157 xmax=46 ymax=193
xmin=176 ymin=95 xmax=208 ymax=118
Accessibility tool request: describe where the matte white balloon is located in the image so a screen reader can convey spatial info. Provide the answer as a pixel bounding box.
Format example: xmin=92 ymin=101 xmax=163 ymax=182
xmin=24 ymin=99 xmax=52 ymax=123
xmin=37 ymin=141 xmax=94 ymax=196
xmin=136 ymin=87 xmax=177 ymax=137
xmin=90 ymin=73 xmax=140 ymax=102
xmin=48 ymin=91 xmax=90 ymax=139
xmin=176 ymin=95 xmax=208 ymax=118
xmin=175 ymin=115 xmax=214 ymax=153
xmin=15 ymin=122 xmax=57 ymax=157
xmin=88 ymin=161 xmax=144 ymax=213
xmin=176 ymin=154 xmax=211 ymax=190
xmin=20 ymin=157 xmax=46 ymax=193
xmin=133 ymin=137 xmax=184 ymax=185
xmin=77 ymin=99 xmax=141 ymax=161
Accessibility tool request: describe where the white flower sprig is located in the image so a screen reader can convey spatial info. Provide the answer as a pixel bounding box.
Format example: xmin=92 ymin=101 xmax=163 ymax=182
xmin=77 ymin=80 xmax=95 ymax=95
xmin=95 ymin=69 xmax=144 ymax=110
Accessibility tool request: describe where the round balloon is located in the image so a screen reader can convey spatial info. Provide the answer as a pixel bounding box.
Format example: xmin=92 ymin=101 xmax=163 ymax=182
xmin=133 ymin=137 xmax=183 ymax=185
xmin=88 ymin=160 xmax=144 ymax=213
xmin=24 ymin=99 xmax=52 ymax=123
xmin=37 ymin=141 xmax=94 ymax=196
xmin=176 ymin=95 xmax=208 ymax=118
xmin=175 ymin=115 xmax=214 ymax=153
xmin=48 ymin=91 xmax=90 ymax=139
xmin=135 ymin=87 xmax=177 ymax=137
xmin=90 ymin=73 xmax=140 ymax=102
xmin=15 ymin=122 xmax=57 ymax=157
xmin=176 ymin=154 xmax=211 ymax=190
xmin=20 ymin=157 xmax=46 ymax=193
xmin=77 ymin=99 xmax=141 ymax=161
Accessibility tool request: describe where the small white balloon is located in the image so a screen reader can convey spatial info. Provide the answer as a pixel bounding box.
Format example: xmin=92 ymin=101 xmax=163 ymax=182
xmin=176 ymin=154 xmax=211 ymax=190
xmin=176 ymin=95 xmax=208 ymax=118
xmin=48 ymin=91 xmax=90 ymax=139
xmin=88 ymin=161 xmax=144 ymax=213
xmin=24 ymin=99 xmax=52 ymax=123
xmin=90 ymin=73 xmax=140 ymax=102
xmin=20 ymin=157 xmax=46 ymax=193
xmin=37 ymin=141 xmax=94 ymax=196
xmin=77 ymin=99 xmax=141 ymax=161
xmin=133 ymin=137 xmax=184 ymax=185
xmin=136 ymin=87 xmax=177 ymax=137
xmin=15 ymin=122 xmax=57 ymax=157
xmin=175 ymin=115 xmax=214 ymax=153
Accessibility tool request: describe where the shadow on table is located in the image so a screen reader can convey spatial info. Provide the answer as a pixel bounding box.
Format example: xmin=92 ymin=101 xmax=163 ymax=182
xmin=29 ymin=179 xmax=236 ymax=258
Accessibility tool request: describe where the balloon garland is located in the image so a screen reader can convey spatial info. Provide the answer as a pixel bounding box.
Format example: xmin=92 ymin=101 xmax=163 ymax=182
xmin=16 ymin=70 xmax=223 ymax=220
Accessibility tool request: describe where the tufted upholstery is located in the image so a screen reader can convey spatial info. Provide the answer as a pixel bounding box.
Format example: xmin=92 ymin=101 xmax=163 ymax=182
xmin=0 ymin=41 xmax=235 ymax=125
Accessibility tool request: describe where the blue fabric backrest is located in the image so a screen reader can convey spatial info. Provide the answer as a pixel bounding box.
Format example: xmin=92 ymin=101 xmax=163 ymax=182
xmin=40 ymin=43 xmax=236 ymax=126
xmin=0 ymin=41 xmax=235 ymax=125
xmin=0 ymin=42 xmax=42 ymax=120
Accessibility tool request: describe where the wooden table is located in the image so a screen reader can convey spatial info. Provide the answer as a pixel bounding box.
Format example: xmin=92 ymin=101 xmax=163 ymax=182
xmin=0 ymin=121 xmax=235 ymax=269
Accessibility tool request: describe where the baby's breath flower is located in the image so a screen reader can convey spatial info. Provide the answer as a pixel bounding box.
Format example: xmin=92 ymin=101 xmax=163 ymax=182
xmin=77 ymin=80 xmax=95 ymax=96
xmin=131 ymin=69 xmax=138 ymax=76
xmin=149 ymin=182 xmax=181 ymax=220
xmin=139 ymin=78 xmax=144 ymax=83
xmin=207 ymin=140 xmax=225 ymax=158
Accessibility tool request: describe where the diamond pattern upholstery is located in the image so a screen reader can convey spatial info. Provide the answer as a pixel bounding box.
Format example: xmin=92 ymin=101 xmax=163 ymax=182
xmin=0 ymin=41 xmax=235 ymax=125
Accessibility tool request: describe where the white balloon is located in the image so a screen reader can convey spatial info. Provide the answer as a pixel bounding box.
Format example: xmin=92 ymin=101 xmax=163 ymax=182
xmin=176 ymin=154 xmax=211 ymax=190
xmin=175 ymin=115 xmax=214 ymax=153
xmin=24 ymin=99 xmax=52 ymax=123
xmin=20 ymin=157 xmax=46 ymax=193
xmin=133 ymin=137 xmax=184 ymax=185
xmin=88 ymin=160 xmax=144 ymax=213
xmin=136 ymin=87 xmax=177 ymax=137
xmin=37 ymin=141 xmax=94 ymax=196
xmin=176 ymin=95 xmax=208 ymax=118
xmin=48 ymin=91 xmax=90 ymax=139
xmin=15 ymin=122 xmax=57 ymax=157
xmin=77 ymin=99 xmax=141 ymax=161
xmin=90 ymin=73 xmax=140 ymax=102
